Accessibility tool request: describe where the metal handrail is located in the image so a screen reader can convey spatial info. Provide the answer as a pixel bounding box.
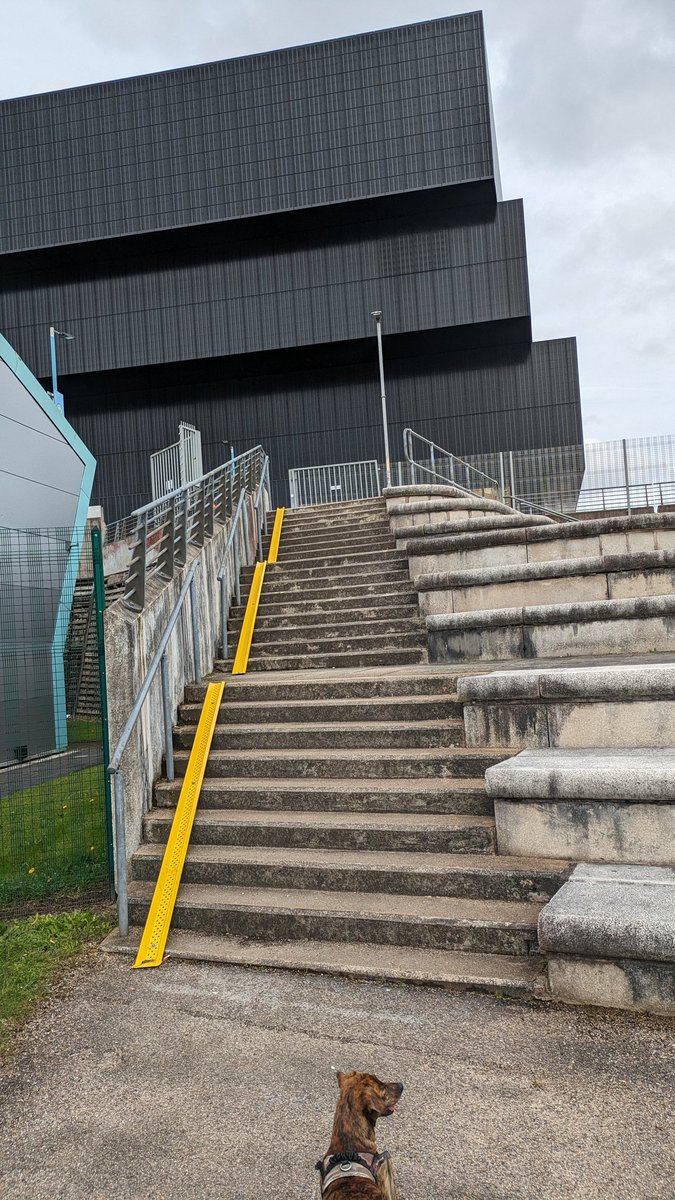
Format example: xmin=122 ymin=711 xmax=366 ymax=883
xmin=403 ymin=428 xmax=502 ymax=497
xmin=107 ymin=470 xmax=272 ymax=937
xmin=403 ymin=428 xmax=577 ymax=522
xmin=108 ymin=559 xmax=202 ymax=937
xmin=217 ymin=488 xmax=249 ymax=661
xmin=121 ymin=444 xmax=267 ymax=611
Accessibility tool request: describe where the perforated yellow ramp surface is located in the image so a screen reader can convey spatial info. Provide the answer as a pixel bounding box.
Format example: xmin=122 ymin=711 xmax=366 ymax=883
xmin=133 ymin=681 xmax=225 ymax=969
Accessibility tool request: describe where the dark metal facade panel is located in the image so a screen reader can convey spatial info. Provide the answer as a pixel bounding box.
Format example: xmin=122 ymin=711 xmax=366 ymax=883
xmin=63 ymin=335 xmax=582 ymax=519
xmin=0 ymin=14 xmax=495 ymax=254
xmin=0 ymin=199 xmax=529 ymax=378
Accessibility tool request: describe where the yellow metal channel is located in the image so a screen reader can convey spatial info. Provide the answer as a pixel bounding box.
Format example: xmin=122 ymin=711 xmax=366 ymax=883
xmin=133 ymin=680 xmax=225 ymax=969
xmin=267 ymin=507 xmax=285 ymax=564
xmin=231 ymin=559 xmax=266 ymax=675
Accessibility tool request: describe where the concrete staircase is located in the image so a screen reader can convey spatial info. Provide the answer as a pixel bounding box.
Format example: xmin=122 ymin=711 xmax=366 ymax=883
xmin=224 ymin=499 xmax=428 ymax=670
xmin=122 ymin=498 xmax=571 ymax=996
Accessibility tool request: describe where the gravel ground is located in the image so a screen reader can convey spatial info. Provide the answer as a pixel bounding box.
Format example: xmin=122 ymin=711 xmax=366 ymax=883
xmin=0 ymin=953 xmax=673 ymax=1199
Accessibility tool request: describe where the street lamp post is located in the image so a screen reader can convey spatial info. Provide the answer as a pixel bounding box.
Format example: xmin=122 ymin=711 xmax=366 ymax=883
xmin=370 ymin=310 xmax=391 ymax=489
xmin=49 ymin=326 xmax=75 ymax=415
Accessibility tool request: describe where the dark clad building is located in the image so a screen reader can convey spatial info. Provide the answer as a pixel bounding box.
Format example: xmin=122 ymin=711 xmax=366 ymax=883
xmin=0 ymin=12 xmax=582 ymax=517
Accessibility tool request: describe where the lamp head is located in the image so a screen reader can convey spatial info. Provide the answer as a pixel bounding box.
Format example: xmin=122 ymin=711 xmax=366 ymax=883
xmin=370 ymin=310 xmax=382 ymax=321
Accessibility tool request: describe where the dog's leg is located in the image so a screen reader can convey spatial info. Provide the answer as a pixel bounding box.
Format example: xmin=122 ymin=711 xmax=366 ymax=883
xmin=375 ymin=1155 xmax=399 ymax=1200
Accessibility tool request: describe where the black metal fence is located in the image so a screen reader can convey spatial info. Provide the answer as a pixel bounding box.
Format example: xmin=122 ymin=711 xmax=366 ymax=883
xmin=0 ymin=526 xmax=113 ymax=914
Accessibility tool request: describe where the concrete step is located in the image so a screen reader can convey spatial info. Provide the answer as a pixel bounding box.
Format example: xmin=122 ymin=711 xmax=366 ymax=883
xmin=395 ymin=513 xmax=554 ymax=543
xmin=264 ymin=547 xmax=403 ymax=572
xmin=171 ymin=746 xmax=510 ymax=779
xmin=243 ymin=546 xmax=406 ymax=573
xmin=227 ymin=604 xmax=419 ymax=633
xmin=227 ymin=630 xmax=427 ymax=659
xmin=265 ymin=531 xmax=395 ymax=557
xmin=174 ymin=718 xmax=465 ymax=751
xmin=126 ymin=881 xmax=543 ymax=955
xmin=229 ymin=616 xmax=423 ymax=645
xmin=427 ymin=594 xmax=675 ymax=664
xmin=133 ymin=842 xmax=567 ymax=902
xmin=229 ymin=589 xmax=418 ymax=618
xmin=154 ymin=775 xmax=492 ymax=815
xmin=184 ymin=670 xmax=460 ymax=703
xmin=261 ymin=542 xmax=401 ymax=564
xmin=141 ymin=809 xmax=495 ymax=854
xmin=178 ymin=693 xmax=463 ymax=724
xmin=238 ymin=578 xmax=414 ymax=606
xmin=104 ymin=928 xmax=546 ymax=998
xmin=242 ymin=563 xmax=409 ymax=589
xmin=217 ymin=645 xmax=429 ymax=671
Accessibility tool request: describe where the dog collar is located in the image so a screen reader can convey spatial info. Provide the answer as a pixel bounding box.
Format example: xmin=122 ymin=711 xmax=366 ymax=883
xmin=316 ymin=1151 xmax=389 ymax=1195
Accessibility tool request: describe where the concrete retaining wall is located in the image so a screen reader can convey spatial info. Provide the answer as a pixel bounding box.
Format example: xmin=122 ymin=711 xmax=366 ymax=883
xmin=104 ymin=492 xmax=259 ymax=865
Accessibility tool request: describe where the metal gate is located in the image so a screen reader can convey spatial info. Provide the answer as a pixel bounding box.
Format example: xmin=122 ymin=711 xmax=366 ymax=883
xmin=150 ymin=422 xmax=203 ymax=500
xmin=288 ymin=460 xmax=381 ymax=507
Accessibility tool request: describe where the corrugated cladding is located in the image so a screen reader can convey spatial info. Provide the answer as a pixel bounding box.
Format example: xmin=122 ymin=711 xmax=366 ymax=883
xmin=0 ymin=13 xmax=494 ymax=254
xmin=65 ymin=336 xmax=582 ymax=519
xmin=0 ymin=199 xmax=529 ymax=376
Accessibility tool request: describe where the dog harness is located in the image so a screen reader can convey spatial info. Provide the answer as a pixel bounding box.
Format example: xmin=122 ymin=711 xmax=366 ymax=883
xmin=316 ymin=1150 xmax=390 ymax=1194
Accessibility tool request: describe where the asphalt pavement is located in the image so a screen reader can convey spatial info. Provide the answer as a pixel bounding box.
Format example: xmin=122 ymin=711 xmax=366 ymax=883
xmin=0 ymin=953 xmax=673 ymax=1199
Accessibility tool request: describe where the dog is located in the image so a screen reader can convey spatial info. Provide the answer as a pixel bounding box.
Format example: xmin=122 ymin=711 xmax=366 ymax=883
xmin=315 ymin=1070 xmax=404 ymax=1198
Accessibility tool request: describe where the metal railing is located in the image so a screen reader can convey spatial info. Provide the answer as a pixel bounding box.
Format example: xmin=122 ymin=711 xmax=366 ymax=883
xmin=402 ymin=429 xmax=577 ymax=522
xmin=288 ymin=459 xmax=381 ymax=507
xmin=121 ymin=445 xmax=267 ymax=611
xmin=108 ymin=463 xmax=271 ymax=936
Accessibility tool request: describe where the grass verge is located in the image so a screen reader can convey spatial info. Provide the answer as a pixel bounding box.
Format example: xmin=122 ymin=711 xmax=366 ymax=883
xmin=0 ymin=909 xmax=114 ymax=1054
xmin=0 ymin=765 xmax=108 ymax=905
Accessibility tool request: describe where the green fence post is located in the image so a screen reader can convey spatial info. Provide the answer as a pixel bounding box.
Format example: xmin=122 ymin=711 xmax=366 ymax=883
xmin=91 ymin=526 xmax=115 ymax=897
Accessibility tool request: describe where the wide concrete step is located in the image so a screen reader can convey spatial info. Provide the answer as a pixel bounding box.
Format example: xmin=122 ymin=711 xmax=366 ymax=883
xmin=154 ymin=775 xmax=492 ymax=815
xmin=178 ymin=693 xmax=463 ymax=724
xmin=104 ymin=929 xmax=546 ymax=997
xmin=217 ymin=645 xmax=429 ymax=671
xmin=141 ymin=809 xmax=495 ymax=854
xmin=174 ymin=718 xmax=465 ymax=751
xmin=417 ymin=548 xmax=675 ymax=618
xmin=230 ymin=616 xmax=423 ymax=646
xmin=396 ymin=513 xmax=553 ymax=543
xmin=427 ymin=594 xmax=675 ymax=664
xmin=127 ymin=881 xmax=542 ymax=955
xmin=172 ymin=746 xmax=510 ymax=779
xmin=185 ymin=670 xmax=460 ymax=703
xmin=133 ymin=842 xmax=567 ymax=902
xmin=227 ymin=604 xmax=419 ymax=633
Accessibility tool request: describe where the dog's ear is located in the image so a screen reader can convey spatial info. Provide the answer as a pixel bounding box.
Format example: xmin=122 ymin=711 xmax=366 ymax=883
xmin=336 ymin=1071 xmax=346 ymax=1086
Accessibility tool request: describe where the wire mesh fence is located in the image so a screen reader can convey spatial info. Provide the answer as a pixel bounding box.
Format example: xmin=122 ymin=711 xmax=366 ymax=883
xmin=0 ymin=526 xmax=112 ymax=915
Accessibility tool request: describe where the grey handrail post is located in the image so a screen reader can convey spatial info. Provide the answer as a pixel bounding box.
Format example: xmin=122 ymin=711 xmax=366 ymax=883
xmin=220 ymin=567 xmax=228 ymax=661
xmin=234 ymin=526 xmax=241 ymax=605
xmin=113 ymin=770 xmax=129 ymax=937
xmin=160 ymin=651 xmax=174 ymax=782
xmin=190 ymin=575 xmax=201 ymax=682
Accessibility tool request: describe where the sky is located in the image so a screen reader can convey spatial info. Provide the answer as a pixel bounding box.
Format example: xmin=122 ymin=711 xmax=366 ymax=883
xmin=0 ymin=0 xmax=674 ymax=444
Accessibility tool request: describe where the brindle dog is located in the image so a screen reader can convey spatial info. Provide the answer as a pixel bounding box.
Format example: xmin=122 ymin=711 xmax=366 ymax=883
xmin=316 ymin=1071 xmax=404 ymax=1199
